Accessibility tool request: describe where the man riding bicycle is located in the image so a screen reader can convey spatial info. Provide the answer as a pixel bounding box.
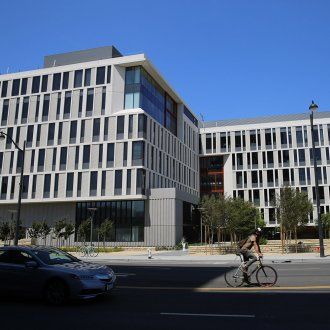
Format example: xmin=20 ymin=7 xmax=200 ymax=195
xmin=240 ymin=227 xmax=263 ymax=273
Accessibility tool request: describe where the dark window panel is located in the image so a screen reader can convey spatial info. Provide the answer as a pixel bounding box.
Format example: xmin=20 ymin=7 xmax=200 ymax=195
xmin=62 ymin=72 xmax=69 ymax=89
xmin=52 ymin=73 xmax=61 ymax=91
xmin=12 ymin=79 xmax=20 ymax=96
xmin=96 ymin=66 xmax=105 ymax=85
xmin=74 ymin=70 xmax=83 ymax=88
xmin=41 ymin=75 xmax=48 ymax=92
xmin=32 ymin=76 xmax=40 ymax=94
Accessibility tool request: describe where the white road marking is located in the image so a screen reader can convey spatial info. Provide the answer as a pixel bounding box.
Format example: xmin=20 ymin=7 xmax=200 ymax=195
xmin=161 ymin=312 xmax=255 ymax=318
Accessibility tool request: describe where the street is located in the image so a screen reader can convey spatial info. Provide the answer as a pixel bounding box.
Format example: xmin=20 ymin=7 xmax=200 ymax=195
xmin=1 ymin=261 xmax=330 ymax=330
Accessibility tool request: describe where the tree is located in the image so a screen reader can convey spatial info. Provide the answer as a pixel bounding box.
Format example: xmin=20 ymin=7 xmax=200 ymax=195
xmin=27 ymin=222 xmax=42 ymax=244
xmin=321 ymin=213 xmax=330 ymax=239
xmin=63 ymin=223 xmax=75 ymax=246
xmin=77 ymin=219 xmax=91 ymax=243
xmin=53 ymin=219 xmax=67 ymax=247
xmin=276 ymin=186 xmax=313 ymax=253
xmin=0 ymin=222 xmax=11 ymax=245
xmin=98 ymin=219 xmax=114 ymax=249
xmin=40 ymin=221 xmax=51 ymax=246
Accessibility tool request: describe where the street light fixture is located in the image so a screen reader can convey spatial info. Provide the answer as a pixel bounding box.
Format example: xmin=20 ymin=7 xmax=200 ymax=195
xmin=309 ymin=101 xmax=325 ymax=257
xmin=87 ymin=207 xmax=97 ymax=246
xmin=0 ymin=131 xmax=26 ymax=246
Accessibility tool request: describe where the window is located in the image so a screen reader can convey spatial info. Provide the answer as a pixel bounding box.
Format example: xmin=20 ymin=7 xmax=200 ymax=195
xmin=101 ymin=171 xmax=106 ymax=196
xmin=98 ymin=144 xmax=103 ymax=167
xmin=52 ymin=148 xmax=56 ymax=171
xmin=86 ymin=88 xmax=94 ymax=116
xmin=52 ymin=73 xmax=61 ymax=91
xmin=32 ymin=175 xmax=37 ymax=198
xmin=132 ymin=141 xmax=144 ymax=166
xmin=107 ymin=65 xmax=111 ymax=83
xmin=1 ymin=81 xmax=8 ymax=98
xmin=107 ymin=143 xmax=114 ymax=167
xmin=280 ymin=128 xmax=287 ymax=146
xmin=116 ymin=116 xmax=124 ymax=139
xmin=123 ymin=142 xmax=128 ymax=166
xmin=138 ymin=114 xmax=147 ymax=138
xmin=75 ymin=146 xmax=79 ymax=169
xmin=80 ymin=120 xmax=85 ymax=143
xmin=32 ymin=76 xmax=40 ymax=94
xmin=128 ymin=115 xmax=133 ymax=138
xmin=96 ymin=66 xmax=105 ymax=85
xmin=38 ymin=149 xmax=45 ymax=172
xmin=92 ymin=118 xmax=100 ymax=142
xmin=136 ymin=169 xmax=146 ymax=194
xmin=235 ymin=132 xmax=241 ymax=149
xmin=63 ymin=91 xmax=71 ymax=119
xmin=21 ymin=78 xmax=27 ymax=95
xmin=64 ymin=172 xmax=73 ymax=197
xmin=84 ymin=68 xmax=91 ymax=86
xmin=56 ymin=93 xmax=61 ymax=120
xmin=299 ymin=168 xmax=306 ymax=184
xmin=1 ymin=176 xmax=8 ymax=199
xmin=41 ymin=75 xmax=48 ymax=92
xmin=296 ymin=127 xmax=303 ymax=145
xmin=114 ymin=170 xmax=122 ymax=195
xmin=58 ymin=122 xmax=63 ymax=144
xmin=47 ymin=123 xmax=55 ymax=146
xmin=36 ymin=124 xmax=41 ymax=146
xmin=77 ymin=172 xmax=82 ymax=197
xmin=101 ymin=87 xmax=106 ymax=114
xmin=21 ymin=97 xmax=29 ymax=123
xmin=74 ymin=70 xmax=83 ymax=88
xmin=126 ymin=169 xmax=131 ymax=194
xmin=12 ymin=79 xmax=20 ymax=96
xmin=43 ymin=174 xmax=51 ymax=198
xmin=1 ymin=100 xmax=9 ymax=126
xmin=62 ymin=72 xmax=69 ymax=89
xmin=42 ymin=94 xmax=50 ymax=121
xmin=83 ymin=145 xmax=90 ymax=169
xmin=14 ymin=98 xmax=20 ymax=124
xmin=90 ymin=171 xmax=97 ymax=196
xmin=78 ymin=90 xmax=83 ymax=118
xmin=104 ymin=117 xmax=109 ymax=140
xmin=60 ymin=147 xmax=67 ymax=170
xmin=54 ymin=174 xmax=59 ymax=198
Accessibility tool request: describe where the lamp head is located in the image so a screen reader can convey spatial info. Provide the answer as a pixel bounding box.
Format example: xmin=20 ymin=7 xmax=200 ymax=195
xmin=0 ymin=131 xmax=6 ymax=141
xmin=309 ymin=101 xmax=318 ymax=112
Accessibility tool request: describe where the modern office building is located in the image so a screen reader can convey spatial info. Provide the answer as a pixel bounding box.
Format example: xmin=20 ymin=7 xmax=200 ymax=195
xmin=199 ymin=112 xmax=330 ymax=232
xmin=0 ymin=46 xmax=200 ymax=246
xmin=0 ymin=46 xmax=329 ymax=245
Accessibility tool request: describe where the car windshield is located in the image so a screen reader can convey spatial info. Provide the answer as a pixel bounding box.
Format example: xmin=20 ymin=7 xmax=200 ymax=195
xmin=32 ymin=249 xmax=79 ymax=265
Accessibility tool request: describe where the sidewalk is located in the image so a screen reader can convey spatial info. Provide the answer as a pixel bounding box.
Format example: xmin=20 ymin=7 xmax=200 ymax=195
xmin=76 ymin=250 xmax=330 ymax=263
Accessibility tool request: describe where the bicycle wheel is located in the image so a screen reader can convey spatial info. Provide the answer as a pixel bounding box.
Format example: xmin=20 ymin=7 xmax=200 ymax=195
xmin=224 ymin=267 xmax=245 ymax=287
xmin=256 ymin=266 xmax=278 ymax=287
xmin=89 ymin=246 xmax=99 ymax=257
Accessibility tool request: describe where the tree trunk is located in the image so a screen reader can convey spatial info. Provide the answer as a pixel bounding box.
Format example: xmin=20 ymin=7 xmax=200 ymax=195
xmin=280 ymin=224 xmax=284 ymax=254
xmin=295 ymin=227 xmax=298 ymax=253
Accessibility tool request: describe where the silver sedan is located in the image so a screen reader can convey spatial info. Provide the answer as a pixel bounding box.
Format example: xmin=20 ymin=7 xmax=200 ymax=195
xmin=0 ymin=246 xmax=116 ymax=305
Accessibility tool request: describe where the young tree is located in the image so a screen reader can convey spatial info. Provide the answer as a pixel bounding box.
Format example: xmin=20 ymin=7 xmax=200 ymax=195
xmin=0 ymin=222 xmax=11 ymax=245
xmin=77 ymin=219 xmax=91 ymax=243
xmin=53 ymin=219 xmax=67 ymax=247
xmin=98 ymin=218 xmax=114 ymax=249
xmin=63 ymin=223 xmax=75 ymax=246
xmin=27 ymin=222 xmax=42 ymax=244
xmin=40 ymin=221 xmax=51 ymax=246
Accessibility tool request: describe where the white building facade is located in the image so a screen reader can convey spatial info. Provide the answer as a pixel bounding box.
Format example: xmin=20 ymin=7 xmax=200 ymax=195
xmin=0 ymin=46 xmax=200 ymax=246
xmin=199 ymin=113 xmax=330 ymax=231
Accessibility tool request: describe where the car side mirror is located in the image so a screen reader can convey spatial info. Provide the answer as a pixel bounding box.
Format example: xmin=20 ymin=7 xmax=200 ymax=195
xmin=25 ymin=261 xmax=38 ymax=269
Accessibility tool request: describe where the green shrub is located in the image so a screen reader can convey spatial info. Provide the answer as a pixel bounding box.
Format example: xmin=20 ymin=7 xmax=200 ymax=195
xmin=259 ymin=237 xmax=268 ymax=245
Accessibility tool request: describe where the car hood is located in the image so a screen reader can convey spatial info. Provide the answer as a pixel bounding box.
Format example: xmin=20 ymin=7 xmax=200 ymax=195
xmin=51 ymin=261 xmax=111 ymax=275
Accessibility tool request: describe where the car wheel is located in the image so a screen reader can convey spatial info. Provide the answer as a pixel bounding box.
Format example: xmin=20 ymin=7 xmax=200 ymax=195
xmin=44 ymin=279 xmax=68 ymax=305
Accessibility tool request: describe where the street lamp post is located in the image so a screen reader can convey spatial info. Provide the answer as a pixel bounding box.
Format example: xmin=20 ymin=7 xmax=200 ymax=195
xmin=0 ymin=131 xmax=26 ymax=246
xmin=309 ymin=101 xmax=325 ymax=257
xmin=87 ymin=207 xmax=97 ymax=246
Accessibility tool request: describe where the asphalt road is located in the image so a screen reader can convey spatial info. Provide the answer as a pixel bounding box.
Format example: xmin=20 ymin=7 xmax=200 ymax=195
xmin=1 ymin=261 xmax=330 ymax=330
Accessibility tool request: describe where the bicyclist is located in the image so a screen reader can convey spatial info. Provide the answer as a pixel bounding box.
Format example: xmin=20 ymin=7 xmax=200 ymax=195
xmin=240 ymin=227 xmax=263 ymax=273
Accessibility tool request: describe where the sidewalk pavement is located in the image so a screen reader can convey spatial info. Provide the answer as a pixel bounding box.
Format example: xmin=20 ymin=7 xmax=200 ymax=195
xmin=75 ymin=250 xmax=330 ymax=264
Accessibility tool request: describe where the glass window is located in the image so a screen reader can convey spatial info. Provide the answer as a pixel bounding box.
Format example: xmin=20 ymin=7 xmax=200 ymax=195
xmin=107 ymin=66 xmax=111 ymax=83
xmin=280 ymin=128 xmax=287 ymax=146
xmin=126 ymin=169 xmax=131 ymax=194
xmin=43 ymin=174 xmax=51 ymax=198
xmin=26 ymin=125 xmax=34 ymax=148
xmin=66 ymin=173 xmax=74 ymax=197
xmin=1 ymin=100 xmax=9 ymax=126
xmin=62 ymin=72 xmax=69 ymax=89
xmin=56 ymin=93 xmax=61 ymax=120
xmin=101 ymin=87 xmax=106 ymax=114
xmin=96 ymin=66 xmax=105 ymax=85
xmin=114 ymin=170 xmax=122 ymax=195
xmin=93 ymin=118 xmax=100 ymax=141
xmin=101 ymin=171 xmax=106 ymax=195
xmin=1 ymin=81 xmax=8 ymax=98
xmin=84 ymin=68 xmax=91 ymax=86
xmin=52 ymin=73 xmax=61 ymax=91
xmin=104 ymin=117 xmax=109 ymax=140
xmin=128 ymin=115 xmax=133 ymax=138
xmin=36 ymin=124 xmax=41 ymax=146
xmin=14 ymin=98 xmax=20 ymax=124
xmin=60 ymin=147 xmax=67 ymax=170
xmin=54 ymin=174 xmax=59 ymax=197
xmin=80 ymin=120 xmax=85 ymax=143
xmin=123 ymin=142 xmax=128 ymax=166
xmin=138 ymin=114 xmax=147 ymax=138
xmin=86 ymin=88 xmax=94 ymax=115
xmin=132 ymin=141 xmax=144 ymax=166
xmin=41 ymin=75 xmax=48 ymax=92
xmin=32 ymin=76 xmax=40 ymax=94
xmin=1 ymin=176 xmax=8 ymax=199
xmin=52 ymin=148 xmax=56 ymax=171
xmin=21 ymin=97 xmax=29 ymax=123
xmin=63 ymin=91 xmax=71 ymax=119
xmin=58 ymin=122 xmax=63 ymax=144
xmin=32 ymin=175 xmax=37 ymax=198
xmin=11 ymin=79 xmax=20 ymax=96
xmin=38 ymin=149 xmax=45 ymax=172
xmin=75 ymin=146 xmax=79 ymax=169
xmin=83 ymin=145 xmax=90 ymax=169
xmin=70 ymin=121 xmax=77 ymax=143
xmin=78 ymin=90 xmax=83 ymax=118
xmin=90 ymin=171 xmax=97 ymax=196
xmin=98 ymin=144 xmax=103 ymax=167
xmin=21 ymin=78 xmax=27 ymax=95
xmin=42 ymin=94 xmax=50 ymax=121
xmin=116 ymin=116 xmax=124 ymax=139
xmin=107 ymin=143 xmax=114 ymax=167
xmin=136 ymin=169 xmax=146 ymax=194
xmin=47 ymin=123 xmax=55 ymax=145
xmin=74 ymin=70 xmax=83 ymax=88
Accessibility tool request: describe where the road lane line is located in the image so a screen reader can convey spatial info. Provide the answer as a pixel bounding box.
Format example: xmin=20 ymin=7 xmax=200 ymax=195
xmin=117 ymin=285 xmax=330 ymax=291
xmin=161 ymin=312 xmax=255 ymax=318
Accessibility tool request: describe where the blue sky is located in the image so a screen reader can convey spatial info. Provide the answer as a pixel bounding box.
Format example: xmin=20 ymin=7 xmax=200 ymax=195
xmin=1 ymin=0 xmax=330 ymax=121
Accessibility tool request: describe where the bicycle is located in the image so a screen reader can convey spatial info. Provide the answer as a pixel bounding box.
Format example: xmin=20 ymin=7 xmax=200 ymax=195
xmin=224 ymin=253 xmax=278 ymax=287
xmin=76 ymin=243 xmax=99 ymax=257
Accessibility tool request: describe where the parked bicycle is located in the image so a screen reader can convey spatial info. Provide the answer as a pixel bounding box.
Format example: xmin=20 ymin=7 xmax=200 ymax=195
xmin=76 ymin=243 xmax=99 ymax=257
xmin=225 ymin=253 xmax=278 ymax=287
